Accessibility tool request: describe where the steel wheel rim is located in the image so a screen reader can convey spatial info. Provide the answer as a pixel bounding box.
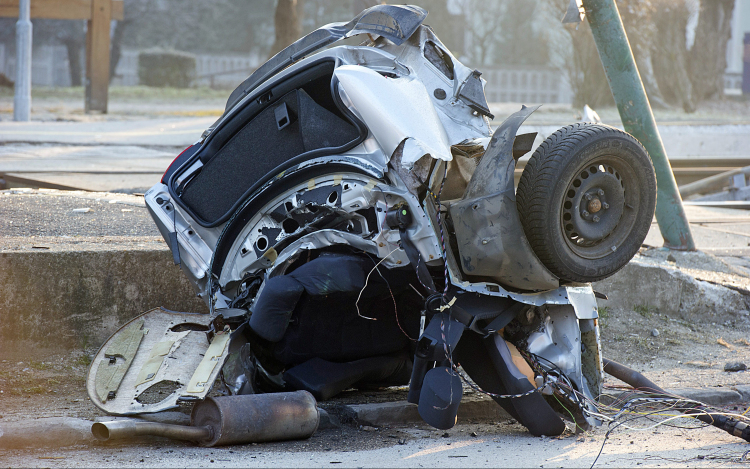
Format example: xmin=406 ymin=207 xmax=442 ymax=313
xmin=560 ymin=155 xmax=641 ymax=260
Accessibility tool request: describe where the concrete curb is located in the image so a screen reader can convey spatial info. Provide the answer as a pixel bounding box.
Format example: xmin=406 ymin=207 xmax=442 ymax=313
xmin=665 ymin=385 xmax=750 ymax=407
xmin=0 ymin=249 xmax=207 ymax=350
xmin=342 ymin=397 xmax=510 ymax=427
xmin=593 ymin=257 xmax=749 ymax=323
xmin=344 ymin=387 xmax=750 ymax=428
xmin=0 ymin=417 xmax=94 ymax=449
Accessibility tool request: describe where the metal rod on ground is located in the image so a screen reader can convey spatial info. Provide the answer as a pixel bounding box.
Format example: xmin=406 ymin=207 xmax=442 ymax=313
xmin=678 ymin=165 xmax=750 ymax=199
xmin=602 ymin=358 xmax=750 ymax=442
xmin=581 ymin=0 xmax=696 ymax=251
xmin=13 ymin=0 xmax=31 ymax=122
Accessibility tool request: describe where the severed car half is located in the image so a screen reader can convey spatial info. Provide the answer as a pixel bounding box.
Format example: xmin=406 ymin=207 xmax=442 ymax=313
xmin=89 ymin=4 xmax=656 ymax=436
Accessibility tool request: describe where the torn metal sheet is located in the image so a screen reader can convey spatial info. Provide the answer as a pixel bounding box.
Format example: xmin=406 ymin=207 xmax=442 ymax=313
xmin=87 ymin=308 xmax=230 ymax=415
xmin=448 ymin=106 xmax=558 ymax=290
xmin=335 ymin=65 xmax=453 ymax=168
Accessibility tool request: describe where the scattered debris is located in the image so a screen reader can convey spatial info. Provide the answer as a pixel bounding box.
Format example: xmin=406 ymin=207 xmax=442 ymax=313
xmin=724 ymin=362 xmax=747 ymax=372
xmin=685 ymin=361 xmax=713 ymax=368
xmin=717 ymin=337 xmax=734 ymax=349
xmin=651 ymin=329 xmax=660 ymax=337
xmin=71 ymin=208 xmax=91 ymax=213
xmin=737 ymin=338 xmax=750 ymax=346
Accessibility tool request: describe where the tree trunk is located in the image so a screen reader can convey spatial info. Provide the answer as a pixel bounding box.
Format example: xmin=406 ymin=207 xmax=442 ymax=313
xmin=688 ymin=0 xmax=735 ymax=101
xmin=270 ymin=0 xmax=302 ymax=58
xmin=651 ymin=0 xmax=695 ymax=113
xmin=62 ymin=38 xmax=83 ymax=87
xmin=109 ymin=20 xmax=127 ymax=84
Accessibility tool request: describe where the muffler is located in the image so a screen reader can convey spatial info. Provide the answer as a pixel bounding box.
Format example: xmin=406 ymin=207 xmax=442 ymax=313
xmin=92 ymin=391 xmax=319 ymax=447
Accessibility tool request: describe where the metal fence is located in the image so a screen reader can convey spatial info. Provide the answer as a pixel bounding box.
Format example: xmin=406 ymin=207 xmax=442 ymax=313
xmin=0 ymin=44 xmax=263 ymax=89
xmin=0 ymin=44 xmax=74 ymax=86
xmin=481 ymin=67 xmax=573 ymax=104
xmin=113 ymin=49 xmax=263 ymax=88
xmin=0 ymin=43 xmax=742 ymax=101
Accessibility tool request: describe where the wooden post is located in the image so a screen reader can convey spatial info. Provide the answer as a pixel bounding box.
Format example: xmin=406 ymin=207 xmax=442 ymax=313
xmin=84 ymin=0 xmax=111 ymax=113
xmin=0 ymin=0 xmax=124 ymax=114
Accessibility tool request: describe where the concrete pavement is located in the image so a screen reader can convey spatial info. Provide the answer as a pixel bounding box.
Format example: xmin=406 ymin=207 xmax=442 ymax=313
xmin=2 ymin=117 xmax=750 ymax=193
xmin=0 ymin=118 xmax=214 ymax=146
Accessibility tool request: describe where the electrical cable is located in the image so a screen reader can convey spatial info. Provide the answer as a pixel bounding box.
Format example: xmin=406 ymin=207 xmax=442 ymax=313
xmin=355 ymin=246 xmax=398 ymax=321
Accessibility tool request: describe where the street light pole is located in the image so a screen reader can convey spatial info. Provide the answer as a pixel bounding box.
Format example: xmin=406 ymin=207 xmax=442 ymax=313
xmin=581 ymin=0 xmax=696 ymax=251
xmin=14 ymin=0 xmax=32 ymax=122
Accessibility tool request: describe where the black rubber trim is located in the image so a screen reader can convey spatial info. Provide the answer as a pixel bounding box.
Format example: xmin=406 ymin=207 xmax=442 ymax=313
xmin=211 ymin=163 xmax=383 ymax=279
xmin=167 ymin=58 xmax=368 ymax=228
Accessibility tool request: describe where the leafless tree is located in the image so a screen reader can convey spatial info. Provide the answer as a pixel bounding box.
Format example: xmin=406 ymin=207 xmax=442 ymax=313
xmin=688 ymin=0 xmax=734 ymax=101
xmin=270 ymin=0 xmax=303 ymax=57
xmin=651 ymin=0 xmax=695 ymax=112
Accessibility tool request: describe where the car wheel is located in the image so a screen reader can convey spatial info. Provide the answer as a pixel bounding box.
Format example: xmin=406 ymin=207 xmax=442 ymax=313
xmin=516 ymin=123 xmax=656 ymax=283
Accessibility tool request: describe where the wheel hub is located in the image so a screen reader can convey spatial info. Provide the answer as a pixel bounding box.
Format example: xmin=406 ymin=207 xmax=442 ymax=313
xmin=563 ymin=163 xmax=625 ymax=247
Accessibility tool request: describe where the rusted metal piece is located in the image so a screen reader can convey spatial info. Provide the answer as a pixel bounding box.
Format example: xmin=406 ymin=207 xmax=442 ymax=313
xmin=679 ymin=164 xmax=750 ymax=198
xmin=91 ymin=419 xmax=212 ymax=443
xmin=588 ymin=198 xmax=602 ymax=213
xmin=190 ymin=391 xmax=319 ymax=447
xmin=92 ymin=391 xmax=319 ymax=447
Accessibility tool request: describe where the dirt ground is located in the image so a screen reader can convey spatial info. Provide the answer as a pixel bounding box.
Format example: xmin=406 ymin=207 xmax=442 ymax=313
xmin=1 ymin=302 xmax=747 ymax=427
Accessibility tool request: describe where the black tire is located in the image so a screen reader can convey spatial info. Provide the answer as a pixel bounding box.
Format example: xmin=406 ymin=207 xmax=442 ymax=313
xmin=516 ymin=123 xmax=656 ymax=283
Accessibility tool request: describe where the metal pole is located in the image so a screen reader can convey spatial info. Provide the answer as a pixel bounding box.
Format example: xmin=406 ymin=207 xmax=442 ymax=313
xmin=13 ymin=0 xmax=32 ymax=122
xmin=581 ymin=0 xmax=696 ymax=250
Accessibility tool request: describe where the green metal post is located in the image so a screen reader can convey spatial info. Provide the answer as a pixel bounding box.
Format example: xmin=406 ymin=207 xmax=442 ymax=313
xmin=581 ymin=0 xmax=696 ymax=250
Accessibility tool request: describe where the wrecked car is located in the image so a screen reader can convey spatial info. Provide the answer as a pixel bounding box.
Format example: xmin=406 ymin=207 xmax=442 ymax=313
xmin=87 ymin=4 xmax=657 ymax=437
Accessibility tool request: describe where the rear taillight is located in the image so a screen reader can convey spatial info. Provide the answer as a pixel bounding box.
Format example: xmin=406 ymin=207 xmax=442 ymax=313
xmin=161 ymin=145 xmax=194 ymax=183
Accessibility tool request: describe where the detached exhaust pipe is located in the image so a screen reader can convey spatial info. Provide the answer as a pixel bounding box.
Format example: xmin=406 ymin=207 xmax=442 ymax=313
xmin=92 ymin=391 xmax=319 ymax=447
xmin=92 ymin=419 xmax=211 ymax=443
xmin=603 ymin=358 xmax=750 ymax=442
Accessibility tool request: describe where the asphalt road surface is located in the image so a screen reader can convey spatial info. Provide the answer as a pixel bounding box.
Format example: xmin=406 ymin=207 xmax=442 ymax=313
xmin=1 ymin=421 xmax=747 ymax=468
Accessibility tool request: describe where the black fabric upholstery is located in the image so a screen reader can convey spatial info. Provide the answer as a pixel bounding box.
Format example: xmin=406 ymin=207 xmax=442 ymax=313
xmin=179 ymin=87 xmax=361 ymax=224
xmin=245 ymin=253 xmax=419 ymax=368
xmin=297 ymin=89 xmax=360 ymax=151
xmin=283 ymin=353 xmax=412 ymax=401
xmin=248 ymin=275 xmax=305 ymax=343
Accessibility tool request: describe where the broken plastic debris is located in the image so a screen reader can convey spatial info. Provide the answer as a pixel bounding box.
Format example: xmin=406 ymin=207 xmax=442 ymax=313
xmin=72 ymin=208 xmax=92 ymax=213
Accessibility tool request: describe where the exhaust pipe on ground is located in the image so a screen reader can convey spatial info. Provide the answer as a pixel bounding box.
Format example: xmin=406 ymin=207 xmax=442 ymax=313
xmin=92 ymin=391 xmax=320 ymax=447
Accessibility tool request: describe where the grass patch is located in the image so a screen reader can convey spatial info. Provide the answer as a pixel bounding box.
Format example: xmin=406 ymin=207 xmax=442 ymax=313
xmin=74 ymin=355 xmax=92 ymax=367
xmin=633 ymin=304 xmax=657 ymax=318
xmin=17 ymin=385 xmax=48 ymax=395
xmin=29 ymin=361 xmax=53 ymax=371
xmin=598 ymin=306 xmax=610 ymax=328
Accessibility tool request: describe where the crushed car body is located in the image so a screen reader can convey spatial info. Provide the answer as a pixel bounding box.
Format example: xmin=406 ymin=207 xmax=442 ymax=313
xmin=88 ymin=4 xmax=659 ymax=437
